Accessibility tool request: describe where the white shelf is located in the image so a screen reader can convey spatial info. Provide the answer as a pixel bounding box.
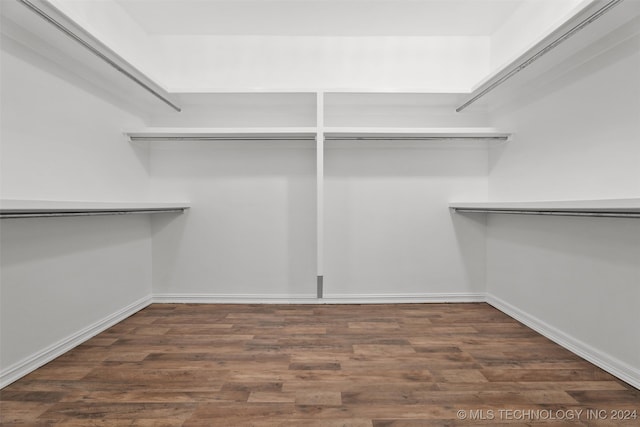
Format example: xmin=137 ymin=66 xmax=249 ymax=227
xmin=323 ymin=127 xmax=511 ymax=141
xmin=126 ymin=127 xmax=511 ymax=143
xmin=457 ymin=0 xmax=640 ymax=111
xmin=450 ymin=199 xmax=640 ymax=218
xmin=126 ymin=128 xmax=318 ymax=142
xmin=1 ymin=0 xmax=180 ymax=113
xmin=0 ymin=200 xmax=190 ymax=218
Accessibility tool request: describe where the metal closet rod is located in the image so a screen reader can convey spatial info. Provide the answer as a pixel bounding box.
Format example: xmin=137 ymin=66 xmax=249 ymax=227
xmin=0 ymin=209 xmax=187 ymax=219
xmin=17 ymin=0 xmax=181 ymax=112
xmin=129 ymin=135 xmax=508 ymax=142
xmin=452 ymin=208 xmax=640 ymax=218
xmin=129 ymin=136 xmax=317 ymax=142
xmin=324 ymin=136 xmax=509 ymax=141
xmin=456 ymin=0 xmax=624 ymax=112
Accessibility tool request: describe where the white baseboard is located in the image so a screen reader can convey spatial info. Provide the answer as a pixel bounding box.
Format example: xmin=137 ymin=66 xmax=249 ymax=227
xmin=486 ymin=293 xmax=640 ymax=390
xmin=153 ymin=293 xmax=318 ymax=304
xmin=322 ymin=292 xmax=487 ymax=304
xmin=0 ymin=295 xmax=152 ymax=389
xmin=153 ymin=292 xmax=486 ymax=305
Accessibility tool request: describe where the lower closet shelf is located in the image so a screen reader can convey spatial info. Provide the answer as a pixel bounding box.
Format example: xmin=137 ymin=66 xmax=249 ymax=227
xmin=0 ymin=200 xmax=190 ymax=218
xmin=449 ymin=199 xmax=640 ymax=218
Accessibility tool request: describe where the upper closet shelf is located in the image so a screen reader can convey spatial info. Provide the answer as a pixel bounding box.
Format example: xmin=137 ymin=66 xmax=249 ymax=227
xmin=126 ymin=128 xmax=318 ymax=142
xmin=0 ymin=200 xmax=190 ymax=218
xmin=457 ymin=0 xmax=639 ymax=112
xmin=323 ymin=128 xmax=511 ymax=142
xmin=450 ymin=199 xmax=640 ymax=218
xmin=1 ymin=0 xmax=181 ymax=113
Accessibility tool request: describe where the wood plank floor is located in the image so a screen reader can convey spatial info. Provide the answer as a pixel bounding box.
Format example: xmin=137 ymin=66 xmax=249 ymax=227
xmin=1 ymin=303 xmax=638 ymax=426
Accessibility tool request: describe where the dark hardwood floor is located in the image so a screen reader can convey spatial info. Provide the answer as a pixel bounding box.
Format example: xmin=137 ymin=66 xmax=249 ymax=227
xmin=1 ymin=303 xmax=638 ymax=426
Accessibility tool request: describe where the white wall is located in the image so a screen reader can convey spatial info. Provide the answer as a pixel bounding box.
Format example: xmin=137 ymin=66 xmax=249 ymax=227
xmin=49 ymin=1 xmax=492 ymax=92
xmin=147 ymin=92 xmax=492 ymax=302
xmin=54 ymin=0 xmax=490 ymax=92
xmin=147 ymin=93 xmax=317 ymax=301
xmin=147 ymin=93 xmax=317 ymax=128
xmin=150 ymin=141 xmax=317 ymax=300
xmin=0 ymin=42 xmax=150 ymax=201
xmin=0 ymin=40 xmax=153 ymax=385
xmin=155 ymin=35 xmax=489 ymax=92
xmin=50 ymin=1 xmax=493 ymax=92
xmin=486 ymin=32 xmax=640 ymax=387
xmin=324 ymin=142 xmax=488 ymax=299
xmin=323 ymin=95 xmax=489 ymax=300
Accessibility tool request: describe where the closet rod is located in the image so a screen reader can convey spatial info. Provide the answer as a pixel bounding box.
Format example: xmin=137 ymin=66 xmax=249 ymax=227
xmin=129 ymin=136 xmax=317 ymax=142
xmin=324 ymin=136 xmax=509 ymax=141
xmin=0 ymin=209 xmax=187 ymax=219
xmin=456 ymin=0 xmax=623 ymax=112
xmin=17 ymin=0 xmax=182 ymax=112
xmin=452 ymin=208 xmax=640 ymax=218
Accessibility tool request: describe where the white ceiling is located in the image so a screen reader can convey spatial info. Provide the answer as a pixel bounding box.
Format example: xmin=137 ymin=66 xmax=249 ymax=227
xmin=114 ymin=0 xmax=526 ymax=37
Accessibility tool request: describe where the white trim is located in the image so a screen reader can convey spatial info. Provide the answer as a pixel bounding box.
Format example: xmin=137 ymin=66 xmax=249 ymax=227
xmin=153 ymin=292 xmax=486 ymax=305
xmin=153 ymin=293 xmax=319 ymax=304
xmin=0 ymin=295 xmax=152 ymax=389
xmin=316 ymin=92 xmax=325 ymax=280
xmin=322 ymin=292 xmax=486 ymax=304
xmin=486 ymin=293 xmax=640 ymax=390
